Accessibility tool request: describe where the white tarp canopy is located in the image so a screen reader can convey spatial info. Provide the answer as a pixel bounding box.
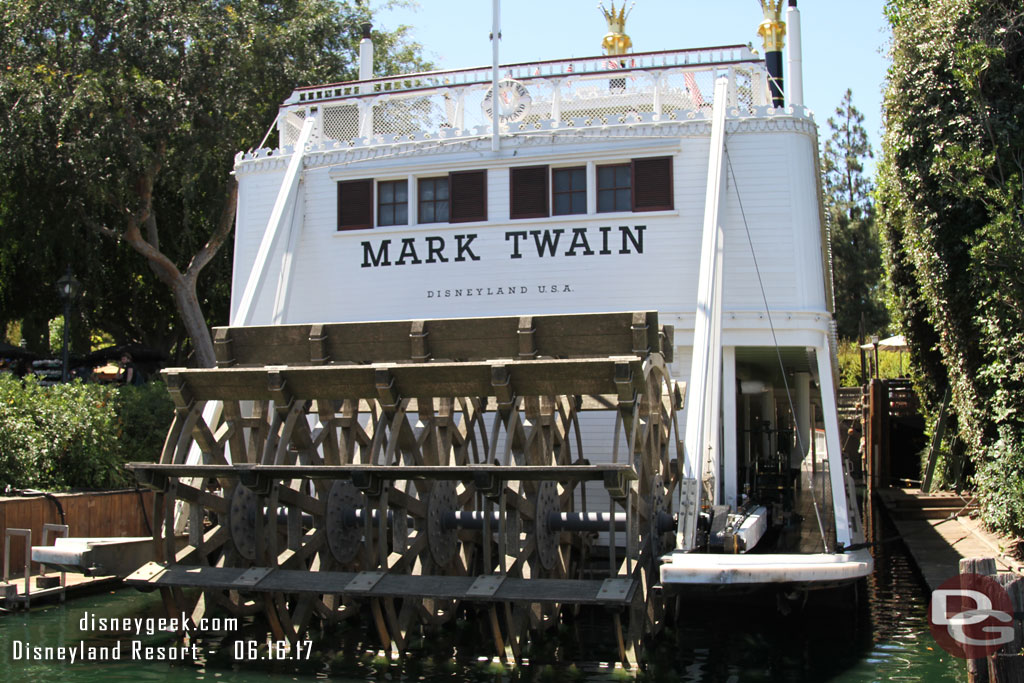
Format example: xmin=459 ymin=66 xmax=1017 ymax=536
xmin=860 ymin=335 xmax=907 ymax=351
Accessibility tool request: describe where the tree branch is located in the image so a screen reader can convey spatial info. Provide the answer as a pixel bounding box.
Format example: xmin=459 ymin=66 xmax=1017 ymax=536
xmin=135 ymin=148 xmax=164 ymax=250
xmin=82 ymin=216 xmax=121 ymax=240
xmin=122 ymin=213 xmax=185 ymax=291
xmin=184 ymin=176 xmax=238 ymax=287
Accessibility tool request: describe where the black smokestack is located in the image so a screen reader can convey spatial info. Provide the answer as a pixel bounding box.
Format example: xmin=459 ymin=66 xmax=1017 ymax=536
xmin=758 ymin=2 xmax=786 ymax=107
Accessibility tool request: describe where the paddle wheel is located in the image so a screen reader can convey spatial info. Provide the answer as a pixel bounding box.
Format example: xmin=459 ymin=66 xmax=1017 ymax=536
xmin=128 ymin=311 xmax=681 ymax=667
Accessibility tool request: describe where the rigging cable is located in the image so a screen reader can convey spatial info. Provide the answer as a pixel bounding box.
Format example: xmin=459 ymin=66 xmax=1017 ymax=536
xmin=725 ymin=146 xmax=832 ymax=554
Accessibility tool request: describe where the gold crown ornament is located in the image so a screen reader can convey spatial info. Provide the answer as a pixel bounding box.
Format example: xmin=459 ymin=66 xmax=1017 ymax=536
xmin=599 ymin=1 xmax=635 ymax=56
xmin=757 ymin=0 xmax=786 ymax=53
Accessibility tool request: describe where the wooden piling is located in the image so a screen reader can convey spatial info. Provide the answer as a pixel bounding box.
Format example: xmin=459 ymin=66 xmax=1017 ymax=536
xmin=990 ymin=573 xmax=1023 ymax=683
xmin=958 ymin=557 xmax=1024 ymax=683
xmin=866 ymin=379 xmax=890 ymax=493
xmin=961 ymin=558 xmax=997 ymax=683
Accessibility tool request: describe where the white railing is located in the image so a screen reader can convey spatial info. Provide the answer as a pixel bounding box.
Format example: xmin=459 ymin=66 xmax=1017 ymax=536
xmin=277 ymin=46 xmax=770 ymax=149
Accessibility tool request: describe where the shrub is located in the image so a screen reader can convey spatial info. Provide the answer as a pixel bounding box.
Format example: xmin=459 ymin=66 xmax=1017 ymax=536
xmin=0 ymin=374 xmax=173 ymax=490
xmin=115 ymin=380 xmax=174 ymax=463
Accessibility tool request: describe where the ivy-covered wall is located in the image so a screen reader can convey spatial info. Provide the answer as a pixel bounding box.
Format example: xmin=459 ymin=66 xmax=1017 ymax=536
xmin=877 ymin=0 xmax=1024 ymax=535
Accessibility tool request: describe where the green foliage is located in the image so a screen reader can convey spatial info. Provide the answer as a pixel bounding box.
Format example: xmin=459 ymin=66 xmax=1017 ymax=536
xmin=0 ymin=376 xmax=174 ymax=490
xmin=822 ymin=90 xmax=889 ymax=339
xmin=878 ymin=0 xmax=1024 ymax=536
xmin=0 ymin=0 xmax=430 ymax=359
xmin=48 ymin=316 xmax=63 ymax=355
xmin=836 ymin=340 xmax=908 ymax=387
xmin=974 ymin=431 xmax=1024 ymax=533
xmin=0 ymin=374 xmax=129 ymax=489
xmin=115 ymin=381 xmax=175 ymax=463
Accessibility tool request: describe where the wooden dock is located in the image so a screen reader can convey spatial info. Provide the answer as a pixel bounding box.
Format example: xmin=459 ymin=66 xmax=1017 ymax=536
xmin=877 ymin=488 xmax=1023 ymax=591
xmin=0 ymin=571 xmax=120 ymax=610
xmin=0 ymin=488 xmax=155 ymax=610
xmin=0 ymin=489 xmax=154 ymax=571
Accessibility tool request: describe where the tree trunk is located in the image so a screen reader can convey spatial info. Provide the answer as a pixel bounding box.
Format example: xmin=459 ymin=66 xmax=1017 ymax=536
xmin=114 ymin=176 xmax=237 ymax=369
xmin=169 ymin=278 xmax=216 ymax=368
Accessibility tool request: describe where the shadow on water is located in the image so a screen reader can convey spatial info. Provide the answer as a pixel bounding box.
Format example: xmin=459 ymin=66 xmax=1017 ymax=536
xmin=0 ymin=500 xmax=965 ymax=682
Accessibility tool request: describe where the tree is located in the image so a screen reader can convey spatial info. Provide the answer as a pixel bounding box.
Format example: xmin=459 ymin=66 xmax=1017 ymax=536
xmin=877 ymin=0 xmax=1024 ymax=535
xmin=822 ymin=89 xmax=888 ymax=339
xmin=0 ymin=0 xmax=430 ymax=366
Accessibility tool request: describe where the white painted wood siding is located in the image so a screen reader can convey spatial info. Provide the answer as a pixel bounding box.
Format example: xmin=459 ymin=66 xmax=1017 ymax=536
xmin=231 ymin=116 xmax=827 ymax=337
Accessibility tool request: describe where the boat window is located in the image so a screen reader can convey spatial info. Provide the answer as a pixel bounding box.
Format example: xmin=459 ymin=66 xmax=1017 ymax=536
xmin=337 ymin=179 xmax=374 ymax=230
xmin=597 ymin=164 xmax=632 ymax=213
xmin=632 ymin=156 xmax=674 ymax=212
xmin=377 ymin=180 xmax=408 ymax=227
xmin=418 ymin=177 xmax=449 ymax=224
xmin=552 ymin=167 xmax=586 ymax=216
xmin=510 ymin=165 xmax=549 ymax=219
xmin=449 ymin=170 xmax=487 ymax=223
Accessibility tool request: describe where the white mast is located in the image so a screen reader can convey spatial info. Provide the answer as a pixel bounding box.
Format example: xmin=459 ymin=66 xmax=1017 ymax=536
xmin=491 ymin=0 xmax=501 ymax=152
xmin=786 ymin=0 xmax=803 ymax=106
xmin=679 ymin=76 xmax=730 ymax=550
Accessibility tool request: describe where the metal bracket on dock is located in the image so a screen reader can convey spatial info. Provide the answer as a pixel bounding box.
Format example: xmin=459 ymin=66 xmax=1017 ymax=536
xmin=233 ymin=567 xmax=272 ymax=588
xmin=466 ymin=575 xmax=505 ymax=598
xmin=36 ymin=524 xmax=69 ymax=593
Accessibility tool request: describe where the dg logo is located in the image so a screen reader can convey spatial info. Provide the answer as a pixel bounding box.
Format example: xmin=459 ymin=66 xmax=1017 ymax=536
xmin=929 ymin=572 xmax=1015 ymax=659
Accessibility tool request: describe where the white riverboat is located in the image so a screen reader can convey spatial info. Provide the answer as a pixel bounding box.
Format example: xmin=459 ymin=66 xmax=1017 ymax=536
xmin=228 ymin=1 xmax=871 ymax=594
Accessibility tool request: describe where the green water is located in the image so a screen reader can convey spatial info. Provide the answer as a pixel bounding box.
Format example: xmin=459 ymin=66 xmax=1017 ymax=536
xmin=0 ymin=515 xmax=965 ymax=682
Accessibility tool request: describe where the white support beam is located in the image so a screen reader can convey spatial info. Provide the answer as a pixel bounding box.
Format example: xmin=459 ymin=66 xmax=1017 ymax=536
xmin=723 ymin=346 xmax=738 ymax=509
xmin=815 ymin=335 xmax=852 ymax=547
xmin=270 ymin=181 xmax=305 ymax=324
xmin=680 ymin=76 xmax=730 ymax=550
xmin=233 ymin=113 xmax=316 ymax=326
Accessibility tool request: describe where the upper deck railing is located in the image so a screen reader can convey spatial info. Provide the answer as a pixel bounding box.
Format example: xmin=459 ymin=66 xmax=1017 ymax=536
xmin=275 ymin=45 xmax=770 ymax=150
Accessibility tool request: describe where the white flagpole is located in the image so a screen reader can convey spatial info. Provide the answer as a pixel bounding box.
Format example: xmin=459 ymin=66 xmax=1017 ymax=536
xmin=491 ymin=0 xmax=501 ymax=152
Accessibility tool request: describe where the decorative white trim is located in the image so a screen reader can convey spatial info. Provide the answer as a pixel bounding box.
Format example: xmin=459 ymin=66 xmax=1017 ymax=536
xmin=233 ymin=110 xmax=819 ymax=176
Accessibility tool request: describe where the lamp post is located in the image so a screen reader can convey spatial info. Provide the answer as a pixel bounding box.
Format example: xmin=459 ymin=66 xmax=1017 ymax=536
xmin=55 ymin=266 xmax=81 ymax=383
xmin=870 ymin=334 xmax=880 ymax=379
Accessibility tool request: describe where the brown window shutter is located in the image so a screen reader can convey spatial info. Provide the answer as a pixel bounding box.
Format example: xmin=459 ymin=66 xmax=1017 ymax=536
xmin=449 ymin=170 xmax=487 ymax=223
xmin=337 ymin=179 xmax=373 ymax=230
xmin=510 ymin=165 xmax=549 ymax=219
xmin=632 ymin=156 xmax=673 ymax=212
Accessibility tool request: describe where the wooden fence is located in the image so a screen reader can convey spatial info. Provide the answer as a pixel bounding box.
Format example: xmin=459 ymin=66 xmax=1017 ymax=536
xmin=1 ymin=489 xmax=153 ymax=577
xmin=885 ymin=378 xmax=921 ymax=419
